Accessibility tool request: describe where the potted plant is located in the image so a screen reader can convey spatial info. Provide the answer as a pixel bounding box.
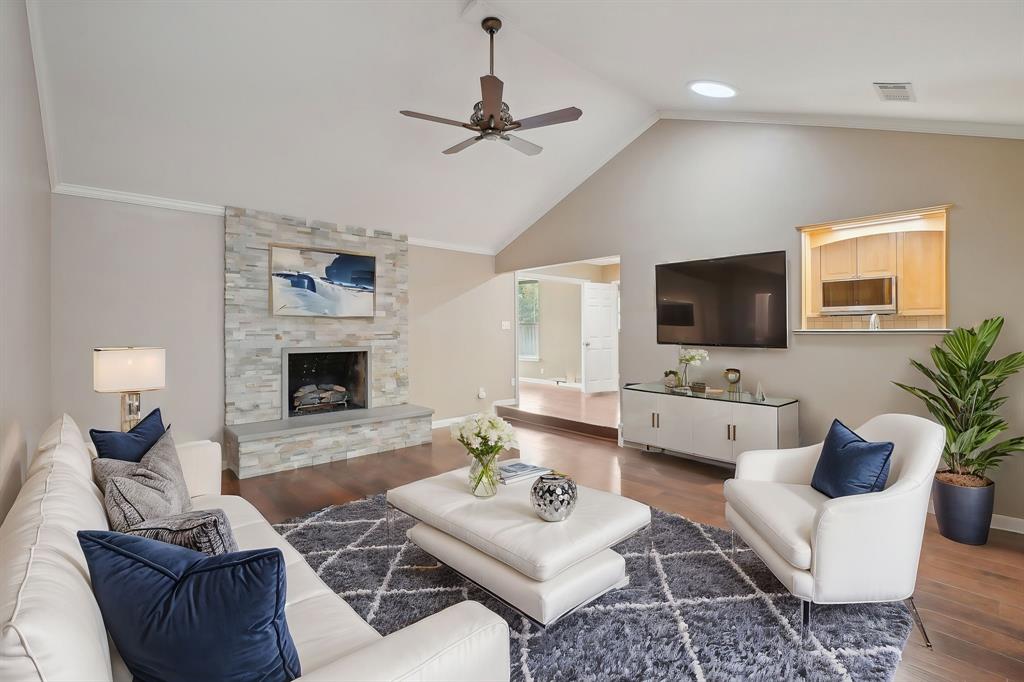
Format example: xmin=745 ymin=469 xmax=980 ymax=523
xmin=451 ymin=413 xmax=518 ymax=498
xmin=663 ymin=369 xmax=682 ymax=388
xmin=894 ymin=317 xmax=1024 ymax=545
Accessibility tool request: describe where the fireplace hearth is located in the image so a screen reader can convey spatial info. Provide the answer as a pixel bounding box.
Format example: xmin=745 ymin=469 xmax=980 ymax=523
xmin=282 ymin=347 xmax=369 ymax=418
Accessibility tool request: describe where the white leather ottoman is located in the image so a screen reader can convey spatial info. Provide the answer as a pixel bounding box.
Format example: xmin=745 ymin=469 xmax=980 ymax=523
xmin=386 ymin=464 xmax=652 ymax=626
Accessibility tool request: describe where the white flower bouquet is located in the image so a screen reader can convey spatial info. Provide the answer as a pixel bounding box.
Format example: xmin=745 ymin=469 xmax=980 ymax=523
xmin=678 ymin=347 xmax=710 ymax=386
xmin=451 ymin=413 xmax=518 ymax=497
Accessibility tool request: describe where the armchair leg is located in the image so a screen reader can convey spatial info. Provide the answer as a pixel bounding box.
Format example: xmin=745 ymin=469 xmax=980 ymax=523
xmin=905 ymin=597 xmax=933 ymax=649
xmin=730 ymin=529 xmax=737 ymax=558
xmin=800 ymin=600 xmax=811 ymax=639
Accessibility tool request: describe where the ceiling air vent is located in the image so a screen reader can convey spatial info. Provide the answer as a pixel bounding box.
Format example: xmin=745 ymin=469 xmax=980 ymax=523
xmin=873 ymin=82 xmax=916 ymax=102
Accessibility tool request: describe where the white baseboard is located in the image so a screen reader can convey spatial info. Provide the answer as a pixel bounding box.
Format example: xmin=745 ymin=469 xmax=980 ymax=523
xmin=991 ymin=513 xmax=1024 ymax=534
xmin=927 ymin=509 xmax=1023 ymax=535
xmin=518 ymin=377 xmax=583 ymax=389
xmin=432 ymin=399 xmax=518 ymax=429
xmin=431 ymin=416 xmax=464 ymax=429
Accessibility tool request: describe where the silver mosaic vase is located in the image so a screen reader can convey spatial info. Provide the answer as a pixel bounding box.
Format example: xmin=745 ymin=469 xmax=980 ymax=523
xmin=530 ymin=473 xmax=578 ymax=522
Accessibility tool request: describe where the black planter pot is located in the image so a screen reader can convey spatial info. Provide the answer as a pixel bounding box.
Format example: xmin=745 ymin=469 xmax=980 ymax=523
xmin=932 ymin=476 xmax=995 ymax=545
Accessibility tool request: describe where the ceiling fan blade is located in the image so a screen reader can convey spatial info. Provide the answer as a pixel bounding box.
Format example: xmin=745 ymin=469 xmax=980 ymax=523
xmin=511 ymin=107 xmax=582 ymax=132
xmin=400 ymin=110 xmax=470 ymax=128
xmin=500 ymin=135 xmax=542 ymax=156
xmin=442 ymin=136 xmax=482 ymax=155
xmin=480 ymin=75 xmax=504 ymax=127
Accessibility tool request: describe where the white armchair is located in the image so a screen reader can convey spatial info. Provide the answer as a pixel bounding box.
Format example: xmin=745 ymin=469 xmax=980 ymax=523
xmin=723 ymin=413 xmax=944 ymax=644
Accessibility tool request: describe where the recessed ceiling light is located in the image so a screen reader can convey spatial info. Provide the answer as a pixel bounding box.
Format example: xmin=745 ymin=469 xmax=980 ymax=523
xmin=688 ymin=81 xmax=737 ymax=98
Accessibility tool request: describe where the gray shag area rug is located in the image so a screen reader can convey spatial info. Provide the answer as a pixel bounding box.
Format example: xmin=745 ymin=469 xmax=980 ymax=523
xmin=274 ymin=495 xmax=912 ymax=681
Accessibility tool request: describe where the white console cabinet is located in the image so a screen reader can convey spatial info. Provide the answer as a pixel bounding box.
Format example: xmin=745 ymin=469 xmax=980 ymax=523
xmin=621 ymin=383 xmax=799 ymax=465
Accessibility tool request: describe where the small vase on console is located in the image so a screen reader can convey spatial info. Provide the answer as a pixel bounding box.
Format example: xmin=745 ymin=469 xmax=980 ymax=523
xmin=678 ymin=348 xmax=710 ymax=388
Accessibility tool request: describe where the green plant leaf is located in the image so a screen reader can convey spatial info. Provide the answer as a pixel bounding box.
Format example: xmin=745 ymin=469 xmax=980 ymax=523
xmin=898 ymin=317 xmax=1023 ymax=478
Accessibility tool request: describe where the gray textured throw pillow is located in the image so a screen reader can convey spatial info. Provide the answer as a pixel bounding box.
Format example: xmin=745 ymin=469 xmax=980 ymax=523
xmin=126 ymin=509 xmax=238 ymax=555
xmin=92 ymin=429 xmax=192 ymax=531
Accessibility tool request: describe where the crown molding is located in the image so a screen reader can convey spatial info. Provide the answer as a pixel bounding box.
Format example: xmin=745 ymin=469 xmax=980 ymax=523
xmin=25 ymin=0 xmax=59 ymax=190
xmin=53 ymin=183 xmax=225 ymax=216
xmin=657 ymin=109 xmax=1024 ymax=140
xmin=406 ymin=237 xmax=496 ymax=256
xmin=53 ymin=183 xmax=501 ymax=256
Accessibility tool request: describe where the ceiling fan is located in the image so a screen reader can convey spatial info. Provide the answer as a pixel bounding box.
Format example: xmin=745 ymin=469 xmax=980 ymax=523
xmin=400 ymin=17 xmax=582 ymax=156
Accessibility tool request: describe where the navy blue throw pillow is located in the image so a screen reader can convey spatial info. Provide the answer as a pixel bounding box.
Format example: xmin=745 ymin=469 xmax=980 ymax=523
xmin=90 ymin=408 xmax=165 ymax=461
xmin=78 ymin=530 xmax=301 ymax=682
xmin=811 ymin=419 xmax=894 ymax=498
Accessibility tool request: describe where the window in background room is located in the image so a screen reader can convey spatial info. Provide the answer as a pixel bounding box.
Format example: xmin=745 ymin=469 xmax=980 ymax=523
xmin=798 ymin=205 xmax=949 ymax=331
xmin=517 ymin=279 xmax=540 ymax=361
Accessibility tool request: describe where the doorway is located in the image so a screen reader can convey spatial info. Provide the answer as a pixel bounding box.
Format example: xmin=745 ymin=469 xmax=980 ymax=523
xmin=505 ymin=257 xmax=620 ymax=435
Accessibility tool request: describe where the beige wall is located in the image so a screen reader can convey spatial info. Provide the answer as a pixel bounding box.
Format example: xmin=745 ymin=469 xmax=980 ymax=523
xmin=50 ymin=195 xmax=225 ymax=443
xmin=519 ymin=280 xmax=582 ymax=383
xmin=48 ymin=199 xmax=514 ymax=440
xmin=1 ymin=0 xmax=52 ymax=521
xmin=497 ymin=119 xmax=1024 ymax=521
xmin=408 ymin=245 xmax=515 ymax=420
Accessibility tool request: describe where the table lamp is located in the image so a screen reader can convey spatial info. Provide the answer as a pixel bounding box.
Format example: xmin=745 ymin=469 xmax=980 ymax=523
xmin=93 ymin=347 xmax=166 ymax=431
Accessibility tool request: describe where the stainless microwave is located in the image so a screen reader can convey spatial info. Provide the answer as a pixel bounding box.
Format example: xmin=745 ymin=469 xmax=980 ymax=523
xmin=821 ymin=276 xmax=897 ymax=315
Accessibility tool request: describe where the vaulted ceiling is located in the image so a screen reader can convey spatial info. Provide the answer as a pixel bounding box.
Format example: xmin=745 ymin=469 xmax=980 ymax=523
xmin=28 ymin=1 xmax=1024 ymax=254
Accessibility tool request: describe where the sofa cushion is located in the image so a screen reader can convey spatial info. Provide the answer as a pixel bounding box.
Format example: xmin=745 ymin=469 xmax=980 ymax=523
xmin=192 ymin=493 xmax=383 ymax=668
xmin=0 ymin=414 xmax=113 ymax=682
xmin=79 ymin=530 xmax=301 ymax=682
xmin=89 ymin=408 xmax=166 ymax=462
xmin=92 ymin=429 xmax=192 ymax=531
xmin=811 ymin=419 xmax=894 ymax=498
xmin=285 ymin=593 xmax=382 ymax=670
xmin=125 ymin=509 xmax=238 ymax=555
xmin=723 ymin=479 xmax=827 ymax=570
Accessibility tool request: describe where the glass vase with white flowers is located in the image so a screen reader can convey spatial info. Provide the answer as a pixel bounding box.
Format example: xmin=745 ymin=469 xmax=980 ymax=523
xmin=451 ymin=413 xmax=518 ymax=497
xmin=678 ymin=347 xmax=710 ymax=388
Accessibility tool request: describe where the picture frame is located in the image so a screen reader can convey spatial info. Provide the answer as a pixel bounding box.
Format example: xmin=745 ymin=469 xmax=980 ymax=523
xmin=268 ymin=243 xmax=376 ymax=318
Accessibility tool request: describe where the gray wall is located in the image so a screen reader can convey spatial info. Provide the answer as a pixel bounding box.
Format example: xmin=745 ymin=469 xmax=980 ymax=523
xmin=1 ymin=0 xmax=52 ymax=521
xmin=50 ymin=195 xmax=224 ymax=444
xmin=408 ymin=246 xmax=515 ymax=419
xmin=49 ymin=196 xmax=516 ymax=449
xmin=518 ymin=280 xmax=582 ymax=383
xmin=497 ymin=119 xmax=1024 ymax=521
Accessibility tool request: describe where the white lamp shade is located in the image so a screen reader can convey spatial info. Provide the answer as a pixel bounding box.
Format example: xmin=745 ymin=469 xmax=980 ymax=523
xmin=93 ymin=347 xmax=166 ymax=392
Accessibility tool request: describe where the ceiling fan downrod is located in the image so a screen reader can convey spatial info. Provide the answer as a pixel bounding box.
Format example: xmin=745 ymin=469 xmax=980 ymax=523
xmin=482 ymin=17 xmax=502 ymax=76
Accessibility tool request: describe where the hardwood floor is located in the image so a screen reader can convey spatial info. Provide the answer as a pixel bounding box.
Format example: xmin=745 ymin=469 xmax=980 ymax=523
xmin=516 ymin=381 xmax=620 ymax=428
xmin=224 ymin=423 xmax=1024 ymax=681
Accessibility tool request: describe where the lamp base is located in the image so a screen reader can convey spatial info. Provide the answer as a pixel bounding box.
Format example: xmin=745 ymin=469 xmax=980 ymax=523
xmin=120 ymin=392 xmax=142 ymax=432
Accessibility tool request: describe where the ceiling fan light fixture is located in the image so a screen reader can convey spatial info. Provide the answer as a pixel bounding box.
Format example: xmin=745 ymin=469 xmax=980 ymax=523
xmin=688 ymin=80 xmax=737 ymax=98
xmin=398 ymin=16 xmax=582 ymax=155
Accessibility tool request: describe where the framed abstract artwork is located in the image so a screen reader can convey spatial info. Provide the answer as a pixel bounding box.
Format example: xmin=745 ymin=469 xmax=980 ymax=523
xmin=269 ymin=244 xmax=376 ymax=318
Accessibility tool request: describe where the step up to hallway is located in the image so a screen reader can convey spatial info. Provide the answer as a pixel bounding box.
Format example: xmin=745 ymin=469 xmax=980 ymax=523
xmin=495 ymin=404 xmax=619 ymax=441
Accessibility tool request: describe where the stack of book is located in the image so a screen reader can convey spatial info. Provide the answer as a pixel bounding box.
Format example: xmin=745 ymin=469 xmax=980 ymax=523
xmin=498 ymin=461 xmax=551 ymax=485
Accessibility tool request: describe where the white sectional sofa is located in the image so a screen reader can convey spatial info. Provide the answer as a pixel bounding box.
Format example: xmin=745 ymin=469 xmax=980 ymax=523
xmin=0 ymin=414 xmax=511 ymax=682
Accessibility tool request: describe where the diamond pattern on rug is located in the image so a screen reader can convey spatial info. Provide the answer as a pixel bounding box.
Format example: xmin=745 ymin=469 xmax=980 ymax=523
xmin=275 ymin=495 xmax=913 ymax=681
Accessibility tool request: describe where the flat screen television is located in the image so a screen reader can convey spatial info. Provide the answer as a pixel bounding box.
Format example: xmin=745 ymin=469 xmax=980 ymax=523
xmin=656 ymin=250 xmax=788 ymax=348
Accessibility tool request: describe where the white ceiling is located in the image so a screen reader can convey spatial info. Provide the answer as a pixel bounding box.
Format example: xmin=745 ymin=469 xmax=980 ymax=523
xmin=497 ymin=0 xmax=1024 ymax=128
xmin=28 ymin=0 xmax=653 ymax=253
xmin=28 ymin=1 xmax=1024 ymax=254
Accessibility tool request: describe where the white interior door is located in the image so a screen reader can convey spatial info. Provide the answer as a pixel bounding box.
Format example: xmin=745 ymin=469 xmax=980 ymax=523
xmin=581 ymin=282 xmax=619 ymax=394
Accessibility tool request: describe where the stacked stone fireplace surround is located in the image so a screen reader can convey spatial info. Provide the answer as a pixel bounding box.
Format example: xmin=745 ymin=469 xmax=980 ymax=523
xmin=223 ymin=207 xmax=432 ymax=478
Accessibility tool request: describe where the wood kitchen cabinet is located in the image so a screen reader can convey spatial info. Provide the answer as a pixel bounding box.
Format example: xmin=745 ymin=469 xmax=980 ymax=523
xmin=898 ymin=231 xmax=946 ymax=315
xmin=819 ymin=239 xmax=857 ymax=280
xmin=856 ymin=233 xmax=897 ymax=277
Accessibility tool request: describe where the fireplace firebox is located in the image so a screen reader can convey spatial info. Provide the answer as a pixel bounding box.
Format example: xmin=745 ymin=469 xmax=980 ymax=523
xmin=282 ymin=347 xmax=369 ymax=418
